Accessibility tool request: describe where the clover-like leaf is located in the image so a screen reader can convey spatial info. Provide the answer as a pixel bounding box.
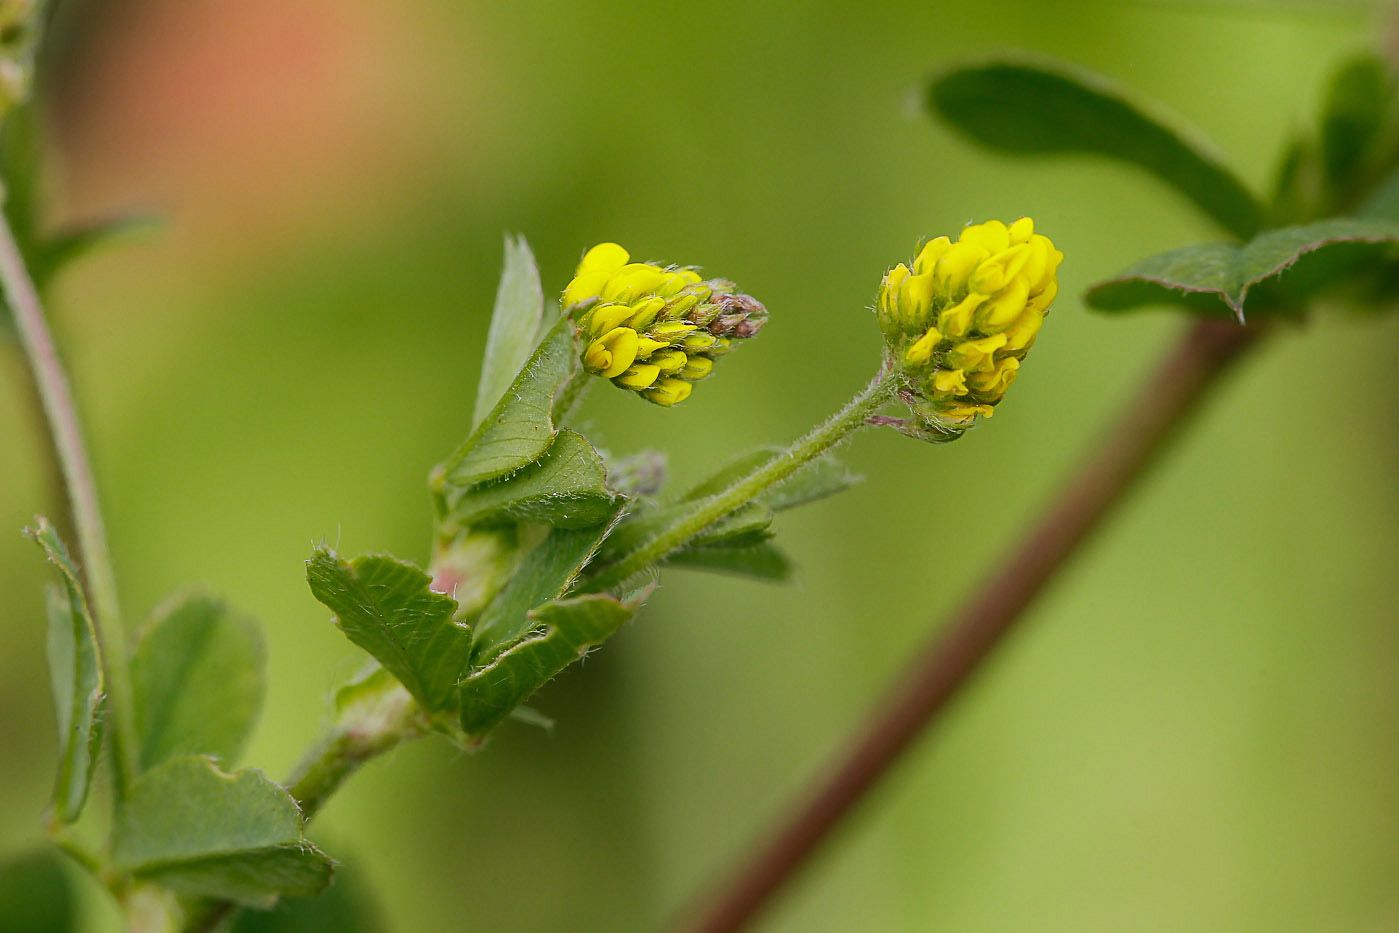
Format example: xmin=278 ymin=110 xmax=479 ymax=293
xmin=306 ymin=550 xmax=469 ymax=713
xmin=1085 ymin=218 xmax=1399 ymax=320
xmin=665 ymin=540 xmax=794 ymax=582
xmin=470 ymin=512 xmax=623 ymax=662
xmin=473 ymin=234 xmax=545 ymax=429
xmin=27 ymin=518 xmax=104 ymax=824
xmin=440 ymin=429 xmax=619 ymax=532
xmin=928 ymin=55 xmax=1263 ymax=239
xmin=436 ymin=314 xmax=578 ymax=491
xmin=111 ymin=756 xmax=332 ymax=908
xmin=131 ymin=592 xmax=265 ymax=771
xmin=460 ymin=594 xmax=637 ymax=737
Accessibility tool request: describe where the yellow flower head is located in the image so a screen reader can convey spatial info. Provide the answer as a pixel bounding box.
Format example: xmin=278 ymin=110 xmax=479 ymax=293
xmin=876 ymin=218 xmax=1061 ymax=436
xmin=565 ymin=243 xmax=767 ymax=405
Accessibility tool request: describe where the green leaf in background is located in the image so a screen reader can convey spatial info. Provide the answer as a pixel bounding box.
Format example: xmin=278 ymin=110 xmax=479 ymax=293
xmin=665 ymin=540 xmax=794 ymax=582
xmin=441 ymin=428 xmax=619 ymax=531
xmin=1084 ymin=218 xmax=1399 ymax=319
xmin=470 ymin=514 xmax=623 ymax=662
xmin=437 ymin=314 xmax=578 ymax=490
xmin=111 ymin=756 xmax=333 ymax=908
xmin=131 ymin=592 xmax=266 ymax=771
xmin=306 ymin=549 xmax=469 ymax=713
xmin=0 ymin=849 xmax=75 ymax=933
xmin=473 ymin=234 xmax=545 ymax=429
xmin=928 ymin=55 xmax=1264 ymax=239
xmin=27 ymin=518 xmax=104 ymax=824
xmin=460 ymin=594 xmax=636 ymax=737
xmin=1320 ymin=54 xmax=1395 ymax=196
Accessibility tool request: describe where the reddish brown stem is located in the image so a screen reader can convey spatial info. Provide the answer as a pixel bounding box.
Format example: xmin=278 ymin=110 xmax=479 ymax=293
xmin=678 ymin=317 xmax=1261 ymax=933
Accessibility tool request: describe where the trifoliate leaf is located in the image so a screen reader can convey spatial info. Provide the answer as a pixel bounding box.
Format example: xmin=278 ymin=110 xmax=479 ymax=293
xmin=473 ymin=234 xmax=545 ymax=430
xmin=131 ymin=592 xmax=265 ymax=771
xmin=665 ymin=540 xmax=794 ymax=582
xmin=1085 ymin=218 xmax=1399 ymax=320
xmin=437 ymin=314 xmax=578 ymax=490
xmin=306 ymin=550 xmax=469 ymax=713
xmin=928 ymin=55 xmax=1263 ymax=239
xmin=111 ymin=756 xmax=332 ymax=908
xmin=470 ymin=512 xmax=622 ymax=662
xmin=440 ymin=429 xmax=619 ymax=531
xmin=27 ymin=518 xmax=104 ymax=824
xmin=460 ymin=594 xmax=636 ymax=737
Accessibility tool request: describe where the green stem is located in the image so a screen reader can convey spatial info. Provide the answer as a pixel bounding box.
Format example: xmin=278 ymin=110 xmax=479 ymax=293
xmin=0 ymin=212 xmax=139 ymax=797
xmin=284 ymin=675 xmax=425 ymax=823
xmin=584 ymin=362 xmax=900 ymax=593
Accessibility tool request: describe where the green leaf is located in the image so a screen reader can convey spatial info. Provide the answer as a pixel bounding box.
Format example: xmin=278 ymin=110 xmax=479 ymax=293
xmin=0 ymin=849 xmax=75 ymax=933
xmin=438 ymin=314 xmax=578 ymax=490
xmin=471 ymin=513 xmax=623 ymax=662
xmin=440 ymin=429 xmax=619 ymax=531
xmin=306 ymin=550 xmax=469 ymax=712
xmin=1085 ymin=218 xmax=1399 ymax=320
xmin=31 ymin=214 xmax=162 ymax=289
xmin=473 ymin=234 xmax=545 ymax=429
xmin=1320 ymin=54 xmax=1394 ymax=194
xmin=460 ymin=594 xmax=636 ymax=737
xmin=131 ymin=592 xmax=266 ymax=771
xmin=233 ymin=858 xmax=384 ymax=933
xmin=27 ymin=518 xmax=104 ymax=824
xmin=665 ymin=540 xmax=794 ymax=582
xmin=927 ymin=55 xmax=1263 ymax=239
xmin=112 ymin=756 xmax=332 ymax=908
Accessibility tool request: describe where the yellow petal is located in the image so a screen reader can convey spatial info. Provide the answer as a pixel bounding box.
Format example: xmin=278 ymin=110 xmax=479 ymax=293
xmin=903 ymin=327 xmax=944 ymax=367
xmin=627 ymin=296 xmax=666 ymax=331
xmin=643 ymin=377 xmax=693 ymax=406
xmin=597 ymin=327 xmax=639 ymax=378
xmin=577 ymin=242 xmax=630 ymax=276
xmin=974 ymin=277 xmax=1030 ymax=333
xmin=930 ymin=368 xmax=968 ymax=398
xmin=680 ymin=356 xmax=714 ymax=380
xmin=1001 ymin=307 xmax=1044 ymax=353
xmin=585 ymin=303 xmax=633 ymax=339
xmin=900 ymin=272 xmax=938 ymax=329
xmin=958 ymin=220 xmax=1009 ymax=254
xmin=946 ymin=333 xmax=1007 ymax=373
xmin=913 ymin=237 xmax=951 ymax=275
xmin=1008 ymin=217 xmax=1034 ymax=245
xmin=1026 ymin=278 xmax=1058 ymax=316
xmin=937 ymin=292 xmax=984 ymax=339
xmin=563 ymin=270 xmax=612 ymax=310
xmin=635 ymin=337 xmax=671 ymax=357
xmin=613 ymin=363 xmax=661 ymax=389
xmin=935 ymin=242 xmax=989 ymax=295
xmin=600 ymin=263 xmax=669 ymax=303
xmin=648 ymin=349 xmax=688 ymax=372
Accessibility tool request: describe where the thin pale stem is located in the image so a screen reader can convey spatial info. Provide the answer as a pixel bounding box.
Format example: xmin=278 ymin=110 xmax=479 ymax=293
xmin=0 ymin=213 xmax=139 ymax=797
xmin=677 ymin=317 xmax=1262 ymax=932
xmin=585 ymin=363 xmax=900 ymax=593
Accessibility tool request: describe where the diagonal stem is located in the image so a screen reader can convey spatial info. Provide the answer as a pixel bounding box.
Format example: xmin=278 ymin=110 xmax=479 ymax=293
xmin=583 ymin=362 xmax=900 ymax=593
xmin=1 ymin=212 xmax=139 ymax=796
xmin=677 ymin=317 xmax=1261 ymax=932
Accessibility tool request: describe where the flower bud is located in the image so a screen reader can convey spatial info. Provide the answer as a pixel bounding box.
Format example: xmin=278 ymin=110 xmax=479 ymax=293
xmin=564 ymin=243 xmax=767 ymax=405
xmin=876 ymin=218 xmax=1061 ymax=437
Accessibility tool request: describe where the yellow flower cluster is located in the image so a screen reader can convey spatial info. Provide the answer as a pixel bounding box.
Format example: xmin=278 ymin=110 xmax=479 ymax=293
xmin=877 ymin=218 xmax=1061 ymax=430
xmin=564 ymin=243 xmax=767 ymax=405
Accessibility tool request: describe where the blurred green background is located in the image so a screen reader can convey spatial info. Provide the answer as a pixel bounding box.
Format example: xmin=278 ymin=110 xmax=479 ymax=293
xmin=2 ymin=0 xmax=1396 ymax=930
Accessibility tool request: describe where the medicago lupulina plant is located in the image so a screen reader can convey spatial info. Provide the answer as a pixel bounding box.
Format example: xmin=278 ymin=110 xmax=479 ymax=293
xmin=3 ymin=1 xmax=1396 ymax=928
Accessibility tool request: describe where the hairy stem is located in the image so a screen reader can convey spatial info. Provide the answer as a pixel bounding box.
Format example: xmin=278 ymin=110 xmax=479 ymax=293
xmin=585 ymin=363 xmax=900 ymax=593
xmin=0 ymin=213 xmax=139 ymax=797
xmin=678 ymin=317 xmax=1261 ymax=932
